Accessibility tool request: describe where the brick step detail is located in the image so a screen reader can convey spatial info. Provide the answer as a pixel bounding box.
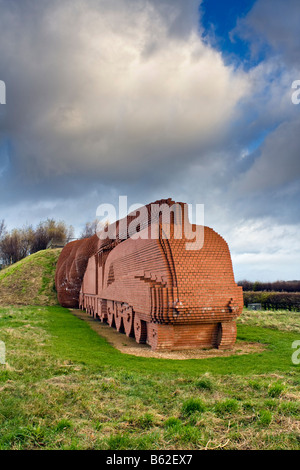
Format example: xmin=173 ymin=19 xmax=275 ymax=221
xmin=146 ymin=321 xmax=237 ymax=351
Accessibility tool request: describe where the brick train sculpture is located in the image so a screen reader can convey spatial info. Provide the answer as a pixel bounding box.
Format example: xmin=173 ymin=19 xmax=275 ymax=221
xmin=55 ymin=199 xmax=243 ymax=351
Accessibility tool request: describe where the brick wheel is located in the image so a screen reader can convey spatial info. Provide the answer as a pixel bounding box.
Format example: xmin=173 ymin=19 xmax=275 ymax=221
xmin=115 ymin=304 xmax=124 ymax=333
xmin=149 ymin=324 xmax=158 ymax=350
xmin=107 ymin=305 xmax=115 ymax=327
xmin=123 ymin=306 xmax=134 ymax=337
xmin=98 ymin=306 xmax=105 ymax=322
xmin=98 ymin=300 xmax=106 ymax=323
xmin=216 ymin=321 xmax=237 ymax=350
xmin=134 ymin=316 xmax=147 ymax=344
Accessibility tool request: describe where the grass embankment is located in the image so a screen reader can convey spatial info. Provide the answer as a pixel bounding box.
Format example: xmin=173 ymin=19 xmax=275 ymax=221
xmin=0 ymin=305 xmax=299 ymax=450
xmin=0 ymin=249 xmax=61 ymax=306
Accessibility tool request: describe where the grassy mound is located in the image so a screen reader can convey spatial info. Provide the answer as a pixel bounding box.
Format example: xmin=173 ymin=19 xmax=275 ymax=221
xmin=0 ymin=249 xmax=62 ymax=306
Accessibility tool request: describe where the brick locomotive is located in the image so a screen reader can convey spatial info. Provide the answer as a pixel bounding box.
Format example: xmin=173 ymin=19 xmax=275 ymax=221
xmin=55 ymin=199 xmax=243 ymax=351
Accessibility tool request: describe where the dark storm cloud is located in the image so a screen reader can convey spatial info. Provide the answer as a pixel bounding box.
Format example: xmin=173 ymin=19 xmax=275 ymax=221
xmin=0 ymin=0 xmax=247 ymax=209
xmin=237 ymin=119 xmax=300 ymax=193
xmin=225 ymin=0 xmax=300 ymax=227
xmin=234 ymin=0 xmax=300 ymax=66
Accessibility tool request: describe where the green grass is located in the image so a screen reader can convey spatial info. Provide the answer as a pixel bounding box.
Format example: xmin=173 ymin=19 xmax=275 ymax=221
xmin=181 ymin=398 xmax=206 ymax=416
xmin=43 ymin=307 xmax=299 ymax=376
xmin=0 ymin=249 xmax=61 ymax=306
xmin=238 ymin=308 xmax=300 ymax=333
xmin=0 ymin=305 xmax=299 ymax=450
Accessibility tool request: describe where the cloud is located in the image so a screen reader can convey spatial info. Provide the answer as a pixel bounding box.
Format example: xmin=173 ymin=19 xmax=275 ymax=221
xmin=229 ymin=219 xmax=300 ymax=281
xmin=234 ymin=0 xmax=300 ymax=66
xmin=236 ymin=118 xmax=300 ymax=193
xmin=0 ymin=0 xmax=248 ymax=198
xmin=0 ymin=0 xmax=299 ymax=282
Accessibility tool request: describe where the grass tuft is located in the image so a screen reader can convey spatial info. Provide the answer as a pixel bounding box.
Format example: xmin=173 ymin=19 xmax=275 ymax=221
xmin=181 ymin=398 xmax=206 ymax=416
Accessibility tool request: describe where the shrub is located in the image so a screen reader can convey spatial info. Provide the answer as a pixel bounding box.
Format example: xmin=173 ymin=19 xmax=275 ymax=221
xmin=244 ymin=291 xmax=300 ymax=311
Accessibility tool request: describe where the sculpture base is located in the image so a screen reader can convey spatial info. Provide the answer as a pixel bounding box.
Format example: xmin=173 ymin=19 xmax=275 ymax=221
xmin=146 ymin=321 xmax=237 ymax=351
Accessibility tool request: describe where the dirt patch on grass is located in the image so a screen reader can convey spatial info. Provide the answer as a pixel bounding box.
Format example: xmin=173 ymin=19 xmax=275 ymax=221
xmin=70 ymin=309 xmax=266 ymax=360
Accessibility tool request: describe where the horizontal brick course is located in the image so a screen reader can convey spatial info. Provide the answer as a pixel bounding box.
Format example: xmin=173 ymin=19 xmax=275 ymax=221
xmin=56 ymin=199 xmax=243 ymax=350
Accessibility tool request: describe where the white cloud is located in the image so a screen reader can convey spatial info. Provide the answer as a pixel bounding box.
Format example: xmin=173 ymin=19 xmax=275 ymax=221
xmin=228 ymin=219 xmax=300 ymax=281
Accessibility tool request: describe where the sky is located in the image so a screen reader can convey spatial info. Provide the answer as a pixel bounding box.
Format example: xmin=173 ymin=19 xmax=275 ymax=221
xmin=0 ymin=0 xmax=299 ymax=282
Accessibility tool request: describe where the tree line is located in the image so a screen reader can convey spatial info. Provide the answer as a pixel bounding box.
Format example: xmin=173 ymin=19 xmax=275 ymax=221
xmin=238 ymin=279 xmax=300 ymax=293
xmin=239 ymin=279 xmax=300 ymax=311
xmin=0 ymin=219 xmax=74 ymax=266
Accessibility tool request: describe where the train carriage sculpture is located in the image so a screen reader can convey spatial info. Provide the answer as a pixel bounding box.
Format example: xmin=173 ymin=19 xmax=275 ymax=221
xmin=56 ymin=199 xmax=243 ymax=351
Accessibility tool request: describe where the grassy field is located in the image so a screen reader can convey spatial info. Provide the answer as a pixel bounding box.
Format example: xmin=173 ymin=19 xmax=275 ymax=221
xmin=0 ymin=249 xmax=61 ymax=306
xmin=0 ymin=305 xmax=299 ymax=450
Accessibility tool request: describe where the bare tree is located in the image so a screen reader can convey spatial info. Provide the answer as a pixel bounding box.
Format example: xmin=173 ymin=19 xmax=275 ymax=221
xmin=0 ymin=226 xmax=33 ymax=265
xmin=238 ymin=279 xmax=300 ymax=293
xmin=80 ymin=220 xmax=99 ymax=239
xmin=0 ymin=219 xmax=74 ymax=265
xmin=31 ymin=219 xmax=74 ymax=253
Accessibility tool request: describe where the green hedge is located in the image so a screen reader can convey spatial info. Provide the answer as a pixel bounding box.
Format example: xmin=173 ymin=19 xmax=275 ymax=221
xmin=244 ymin=291 xmax=300 ymax=311
xmin=238 ymin=280 xmax=300 ymax=292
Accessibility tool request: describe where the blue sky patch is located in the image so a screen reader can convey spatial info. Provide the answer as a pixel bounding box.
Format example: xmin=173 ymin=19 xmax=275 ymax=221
xmin=200 ymin=0 xmax=261 ymax=67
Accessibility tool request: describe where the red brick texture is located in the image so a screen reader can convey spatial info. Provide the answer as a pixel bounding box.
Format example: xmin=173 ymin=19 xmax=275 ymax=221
xmin=55 ymin=199 xmax=243 ymax=350
xmin=55 ymin=235 xmax=100 ymax=308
